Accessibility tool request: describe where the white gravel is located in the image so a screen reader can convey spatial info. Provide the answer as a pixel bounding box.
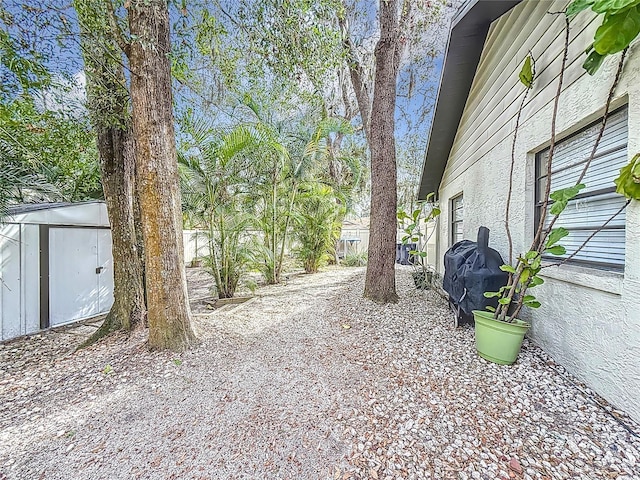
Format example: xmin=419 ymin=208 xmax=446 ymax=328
xmin=1 ymin=267 xmax=639 ymax=480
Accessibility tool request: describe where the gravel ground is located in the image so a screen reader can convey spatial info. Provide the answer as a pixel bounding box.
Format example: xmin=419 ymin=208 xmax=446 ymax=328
xmin=1 ymin=267 xmax=638 ymax=480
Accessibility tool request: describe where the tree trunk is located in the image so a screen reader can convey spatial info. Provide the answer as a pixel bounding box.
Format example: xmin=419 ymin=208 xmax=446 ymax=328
xmin=75 ymin=0 xmax=146 ymax=346
xmin=363 ymin=0 xmax=399 ymax=303
xmin=93 ymin=125 xmax=147 ymax=338
xmin=127 ymin=0 xmax=195 ymax=351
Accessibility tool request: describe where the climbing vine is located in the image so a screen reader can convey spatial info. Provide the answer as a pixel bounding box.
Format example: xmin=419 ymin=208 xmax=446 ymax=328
xmin=568 ymin=0 xmax=640 ymax=74
xmin=486 ymin=6 xmax=639 ymax=322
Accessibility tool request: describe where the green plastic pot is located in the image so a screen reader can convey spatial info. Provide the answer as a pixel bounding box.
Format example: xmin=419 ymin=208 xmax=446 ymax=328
xmin=472 ymin=310 xmax=531 ymax=365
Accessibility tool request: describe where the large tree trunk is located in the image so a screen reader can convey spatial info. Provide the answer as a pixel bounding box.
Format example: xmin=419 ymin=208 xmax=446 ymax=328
xmin=75 ymin=0 xmax=146 ymax=345
xmin=94 ymin=126 xmax=147 ymax=336
xmin=363 ymin=0 xmax=399 ymax=303
xmin=127 ymin=0 xmax=195 ymax=351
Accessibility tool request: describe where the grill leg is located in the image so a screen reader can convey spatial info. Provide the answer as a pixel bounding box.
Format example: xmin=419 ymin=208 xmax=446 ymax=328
xmin=449 ymin=300 xmax=459 ymax=329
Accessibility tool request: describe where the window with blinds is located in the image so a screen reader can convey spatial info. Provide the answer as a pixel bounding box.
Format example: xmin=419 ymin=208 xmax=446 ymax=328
xmin=535 ymin=107 xmax=628 ymax=270
xmin=451 ymin=194 xmax=464 ymax=245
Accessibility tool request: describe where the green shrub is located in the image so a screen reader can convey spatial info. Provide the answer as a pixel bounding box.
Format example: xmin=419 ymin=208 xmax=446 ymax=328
xmin=293 ymin=184 xmax=341 ymax=273
xmin=342 ymin=251 xmax=367 ymax=267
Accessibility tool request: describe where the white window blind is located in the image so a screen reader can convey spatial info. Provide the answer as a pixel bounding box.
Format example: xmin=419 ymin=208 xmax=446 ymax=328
xmin=535 ymin=107 xmax=627 ymax=270
xmin=451 ymin=194 xmax=464 ymax=245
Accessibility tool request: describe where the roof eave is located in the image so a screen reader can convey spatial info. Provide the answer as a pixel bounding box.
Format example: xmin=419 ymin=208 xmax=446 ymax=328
xmin=418 ymin=0 xmax=523 ymax=201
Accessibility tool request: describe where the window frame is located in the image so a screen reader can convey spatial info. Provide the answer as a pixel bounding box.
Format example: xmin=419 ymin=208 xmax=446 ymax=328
xmin=534 ymin=106 xmax=627 ymax=271
xmin=450 ymin=193 xmax=464 ymax=246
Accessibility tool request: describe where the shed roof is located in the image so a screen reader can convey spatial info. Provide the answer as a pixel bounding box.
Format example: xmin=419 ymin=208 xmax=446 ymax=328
xmin=4 ymin=201 xmax=109 ymax=227
xmin=418 ymin=0 xmax=523 ymax=200
xmin=7 ymin=201 xmax=104 ymax=215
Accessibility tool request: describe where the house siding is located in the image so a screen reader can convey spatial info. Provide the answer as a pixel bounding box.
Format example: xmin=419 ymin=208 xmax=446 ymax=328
xmin=438 ymin=0 xmax=640 ymax=421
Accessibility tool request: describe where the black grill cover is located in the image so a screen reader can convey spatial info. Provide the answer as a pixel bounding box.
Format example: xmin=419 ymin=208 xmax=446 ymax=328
xmin=443 ymin=226 xmax=508 ymax=317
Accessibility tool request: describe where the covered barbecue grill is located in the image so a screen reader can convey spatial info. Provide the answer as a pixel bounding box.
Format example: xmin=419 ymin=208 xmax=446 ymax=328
xmin=443 ymin=227 xmax=508 ymax=327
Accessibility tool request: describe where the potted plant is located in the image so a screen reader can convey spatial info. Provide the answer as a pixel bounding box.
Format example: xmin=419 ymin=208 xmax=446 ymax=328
xmin=474 ymin=5 xmax=640 ymax=365
xmin=397 ymin=193 xmax=441 ymax=290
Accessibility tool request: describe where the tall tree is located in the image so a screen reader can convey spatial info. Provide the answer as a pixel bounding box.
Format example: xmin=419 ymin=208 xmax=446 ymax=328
xmin=229 ymin=0 xmax=447 ymax=302
xmin=3 ymin=0 xmax=149 ymax=343
xmin=74 ymin=0 xmax=146 ymax=342
xmin=126 ymin=0 xmax=195 ymax=350
xmin=357 ymin=0 xmax=402 ymax=302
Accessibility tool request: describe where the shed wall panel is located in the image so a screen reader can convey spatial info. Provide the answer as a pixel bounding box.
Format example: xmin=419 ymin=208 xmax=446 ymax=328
xmin=1 ymin=225 xmax=22 ymax=340
xmin=22 ymin=224 xmax=40 ymax=335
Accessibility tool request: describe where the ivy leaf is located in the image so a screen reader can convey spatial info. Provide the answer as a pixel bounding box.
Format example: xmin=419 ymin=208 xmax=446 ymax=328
xmin=525 ymin=250 xmax=538 ymax=260
xmin=530 ymin=276 xmax=545 ymax=287
xmin=592 ymin=0 xmax=640 ymax=14
xmin=593 ymin=6 xmax=640 ymax=55
xmin=614 ymin=153 xmax=640 ymax=199
xmin=583 ymin=49 xmax=606 ymax=75
xmin=567 ymin=0 xmax=595 ymax=17
xmin=483 ymin=291 xmax=501 ymax=298
xmin=546 ymin=227 xmax=570 ymax=247
xmin=499 ymin=264 xmax=517 ymax=274
xmin=524 ymin=299 xmax=542 ymax=308
xmin=485 ymin=306 xmax=496 ymax=312
xmin=546 ymin=245 xmax=567 ymax=256
xmin=519 ymin=55 xmax=534 ymax=88
xmin=498 ymin=298 xmax=511 ymax=305
xmin=549 ymin=184 xmax=586 ymax=215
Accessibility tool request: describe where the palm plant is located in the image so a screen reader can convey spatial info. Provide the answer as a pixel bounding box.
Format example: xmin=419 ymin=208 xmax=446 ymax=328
xmin=293 ymin=183 xmax=342 ymax=273
xmin=239 ymin=96 xmax=299 ymax=284
xmin=0 ymin=133 xmax=59 ymax=221
xmin=179 ymin=120 xmax=261 ymax=298
xmin=304 ymin=118 xmax=366 ymax=262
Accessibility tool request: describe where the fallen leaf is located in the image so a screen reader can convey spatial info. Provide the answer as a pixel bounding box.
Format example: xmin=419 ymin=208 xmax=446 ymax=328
xmin=342 ymin=324 xmax=351 ymax=329
xmin=509 ymin=457 xmax=523 ymax=474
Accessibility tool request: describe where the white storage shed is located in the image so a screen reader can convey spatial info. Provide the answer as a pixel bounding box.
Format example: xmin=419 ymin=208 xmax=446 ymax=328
xmin=0 ymin=202 xmax=114 ymax=342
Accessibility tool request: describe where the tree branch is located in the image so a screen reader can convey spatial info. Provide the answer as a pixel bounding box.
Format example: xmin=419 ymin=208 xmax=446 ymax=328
xmin=337 ymin=9 xmax=372 ymax=140
xmin=531 ymin=17 xmax=570 ymax=254
xmin=105 ymin=0 xmax=131 ymax=58
xmin=542 ymin=199 xmax=631 ymax=268
xmin=540 ymin=46 xmax=628 ymax=245
xmin=506 ymin=55 xmax=535 ymax=265
xmin=393 ymin=0 xmax=412 ymax=75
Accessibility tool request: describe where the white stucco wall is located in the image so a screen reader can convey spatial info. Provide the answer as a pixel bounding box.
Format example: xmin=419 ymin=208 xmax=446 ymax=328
xmin=437 ymin=0 xmax=640 ymax=421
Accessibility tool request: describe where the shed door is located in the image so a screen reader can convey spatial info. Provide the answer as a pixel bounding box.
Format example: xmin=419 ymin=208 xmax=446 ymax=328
xmin=97 ymin=229 xmax=114 ymax=313
xmin=49 ymin=228 xmax=113 ymax=327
